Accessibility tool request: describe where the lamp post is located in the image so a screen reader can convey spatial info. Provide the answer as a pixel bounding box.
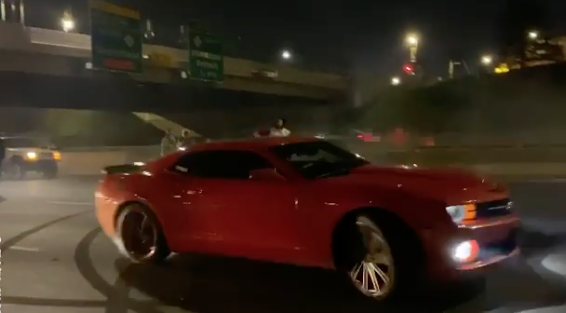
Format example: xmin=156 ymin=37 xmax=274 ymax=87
xmin=481 ymin=55 xmax=493 ymax=66
xmin=391 ymin=77 xmax=401 ymax=86
xmin=281 ymin=49 xmax=292 ymax=61
xmin=405 ymin=33 xmax=419 ymax=63
xmin=61 ymin=11 xmax=75 ymax=32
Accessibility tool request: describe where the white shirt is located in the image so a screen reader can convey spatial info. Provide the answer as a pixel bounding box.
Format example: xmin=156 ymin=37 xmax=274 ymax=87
xmin=269 ymin=127 xmax=291 ymax=137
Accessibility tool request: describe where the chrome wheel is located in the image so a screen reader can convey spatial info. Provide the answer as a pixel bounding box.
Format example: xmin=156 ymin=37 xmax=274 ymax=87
xmin=349 ymin=216 xmax=395 ymax=298
xmin=120 ymin=210 xmax=158 ymax=261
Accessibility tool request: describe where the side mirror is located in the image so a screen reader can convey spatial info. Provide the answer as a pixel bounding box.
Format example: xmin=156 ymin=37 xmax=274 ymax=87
xmin=249 ymin=168 xmax=285 ymax=181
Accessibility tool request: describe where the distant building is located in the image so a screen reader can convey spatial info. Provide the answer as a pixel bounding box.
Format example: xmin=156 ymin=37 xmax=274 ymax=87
xmin=550 ymin=36 xmax=566 ymax=61
xmin=495 ymin=34 xmax=563 ymax=74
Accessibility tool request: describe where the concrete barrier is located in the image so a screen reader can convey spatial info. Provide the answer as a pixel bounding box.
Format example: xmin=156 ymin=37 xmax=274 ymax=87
xmin=56 ymin=144 xmax=566 ymax=178
xmin=59 ymin=145 xmax=160 ymax=175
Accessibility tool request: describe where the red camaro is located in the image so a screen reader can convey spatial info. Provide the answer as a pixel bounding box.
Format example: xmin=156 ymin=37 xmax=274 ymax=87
xmin=95 ymin=137 xmax=520 ymax=301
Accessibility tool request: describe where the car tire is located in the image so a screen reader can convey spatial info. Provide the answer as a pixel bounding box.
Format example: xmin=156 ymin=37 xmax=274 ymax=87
xmin=116 ymin=204 xmax=170 ymax=264
xmin=334 ymin=212 xmax=424 ymax=303
xmin=8 ymin=158 xmax=26 ymax=180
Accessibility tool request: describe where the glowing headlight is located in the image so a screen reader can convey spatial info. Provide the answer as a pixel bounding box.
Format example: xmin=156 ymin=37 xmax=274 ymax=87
xmin=451 ymin=240 xmax=479 ymax=263
xmin=453 ymin=241 xmax=472 ymax=261
xmin=446 ymin=205 xmax=466 ymax=223
xmin=26 ymin=152 xmax=37 ymax=160
xmin=178 ymin=146 xmax=186 ymax=151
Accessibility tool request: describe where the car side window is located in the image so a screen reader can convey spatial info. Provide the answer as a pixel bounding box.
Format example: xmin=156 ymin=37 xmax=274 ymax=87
xmin=289 ymin=150 xmax=340 ymax=163
xmin=173 ymin=150 xmax=273 ymax=179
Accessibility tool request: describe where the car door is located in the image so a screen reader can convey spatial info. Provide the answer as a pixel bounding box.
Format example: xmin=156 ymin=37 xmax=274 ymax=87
xmin=164 ymin=151 xmax=224 ymax=253
xmin=201 ymin=150 xmax=307 ymax=263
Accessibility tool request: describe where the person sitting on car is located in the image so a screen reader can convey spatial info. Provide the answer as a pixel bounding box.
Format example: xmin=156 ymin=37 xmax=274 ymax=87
xmin=254 ymin=118 xmax=291 ymax=138
xmin=160 ymin=129 xmax=177 ymax=156
xmin=177 ymin=129 xmax=196 ymax=150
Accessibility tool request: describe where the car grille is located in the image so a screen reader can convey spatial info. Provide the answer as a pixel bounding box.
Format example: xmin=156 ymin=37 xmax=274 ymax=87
xmin=475 ymin=198 xmax=512 ymax=219
xmin=40 ymin=152 xmax=53 ymax=159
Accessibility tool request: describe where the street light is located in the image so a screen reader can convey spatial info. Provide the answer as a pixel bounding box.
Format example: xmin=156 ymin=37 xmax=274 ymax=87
xmin=61 ymin=11 xmax=75 ymax=32
xmin=481 ymin=55 xmax=493 ymax=66
xmin=528 ymin=31 xmax=538 ymax=40
xmin=405 ymin=33 xmax=419 ymax=63
xmin=281 ymin=50 xmax=292 ymax=60
xmin=406 ymin=34 xmax=419 ymax=46
xmin=391 ymin=77 xmax=401 ymax=86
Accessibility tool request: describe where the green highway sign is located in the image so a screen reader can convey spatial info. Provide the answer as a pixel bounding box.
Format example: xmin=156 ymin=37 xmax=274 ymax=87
xmin=188 ymin=31 xmax=224 ymax=82
xmin=90 ymin=0 xmax=143 ymax=73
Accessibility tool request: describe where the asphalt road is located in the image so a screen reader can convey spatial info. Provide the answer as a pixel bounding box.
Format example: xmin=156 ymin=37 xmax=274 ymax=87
xmin=1 ymin=176 xmax=566 ymax=313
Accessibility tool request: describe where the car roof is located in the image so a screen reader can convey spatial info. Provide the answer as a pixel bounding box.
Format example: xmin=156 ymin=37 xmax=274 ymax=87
xmin=190 ymin=137 xmax=320 ymax=152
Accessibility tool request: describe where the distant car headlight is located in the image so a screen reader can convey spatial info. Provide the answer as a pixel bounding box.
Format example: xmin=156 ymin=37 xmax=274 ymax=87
xmin=53 ymin=151 xmax=61 ymax=161
xmin=178 ymin=146 xmax=186 ymax=151
xmin=26 ymin=152 xmax=37 ymax=160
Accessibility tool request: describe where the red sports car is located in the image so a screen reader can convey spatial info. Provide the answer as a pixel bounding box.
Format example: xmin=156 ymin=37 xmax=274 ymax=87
xmin=95 ymin=137 xmax=520 ymax=301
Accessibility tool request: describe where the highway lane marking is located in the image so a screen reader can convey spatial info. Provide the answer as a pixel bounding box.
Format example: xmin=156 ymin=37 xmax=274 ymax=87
xmin=516 ymin=305 xmax=566 ymax=312
xmin=46 ymin=201 xmax=93 ymax=206
xmin=541 ymin=253 xmax=566 ymax=277
xmin=10 ymin=246 xmax=39 ymax=252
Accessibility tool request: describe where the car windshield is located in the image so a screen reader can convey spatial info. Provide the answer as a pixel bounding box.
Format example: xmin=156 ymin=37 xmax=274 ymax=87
xmin=3 ymin=137 xmax=45 ymax=148
xmin=270 ymin=140 xmax=369 ymax=179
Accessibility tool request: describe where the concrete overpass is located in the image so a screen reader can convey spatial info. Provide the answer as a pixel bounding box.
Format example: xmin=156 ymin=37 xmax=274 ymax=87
xmin=0 ymin=23 xmax=347 ymax=100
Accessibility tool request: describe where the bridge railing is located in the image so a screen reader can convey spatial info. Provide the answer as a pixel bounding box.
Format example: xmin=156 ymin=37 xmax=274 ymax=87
xmin=15 ymin=25 xmax=347 ymax=91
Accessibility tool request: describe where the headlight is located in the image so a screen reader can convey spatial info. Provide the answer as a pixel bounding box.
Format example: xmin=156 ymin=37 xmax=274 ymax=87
xmin=53 ymin=151 xmax=61 ymax=161
xmin=446 ymin=204 xmax=476 ymax=224
xmin=446 ymin=205 xmax=466 ymax=223
xmin=26 ymin=152 xmax=37 ymax=160
xmin=178 ymin=147 xmax=186 ymax=151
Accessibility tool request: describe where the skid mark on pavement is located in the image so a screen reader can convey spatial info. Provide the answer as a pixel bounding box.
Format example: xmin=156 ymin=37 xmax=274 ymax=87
xmin=74 ymin=227 xmax=163 ymax=313
xmin=1 ymin=211 xmax=89 ymax=252
xmin=0 ymin=210 xmax=160 ymax=313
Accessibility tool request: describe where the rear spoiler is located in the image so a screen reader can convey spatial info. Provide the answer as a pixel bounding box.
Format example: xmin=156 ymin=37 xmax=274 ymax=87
xmin=102 ymin=162 xmax=145 ymax=175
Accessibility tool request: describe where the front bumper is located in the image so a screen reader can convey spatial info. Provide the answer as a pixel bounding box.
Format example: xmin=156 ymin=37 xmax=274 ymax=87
xmin=423 ymin=214 xmax=521 ymax=280
xmin=22 ymin=159 xmax=58 ymax=171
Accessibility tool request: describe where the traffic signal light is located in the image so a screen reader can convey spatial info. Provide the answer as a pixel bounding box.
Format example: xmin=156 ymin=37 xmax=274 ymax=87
xmin=403 ymin=64 xmax=414 ymax=74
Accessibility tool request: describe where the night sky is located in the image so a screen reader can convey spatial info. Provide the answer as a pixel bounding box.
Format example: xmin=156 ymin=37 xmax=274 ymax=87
xmin=20 ymin=0 xmax=566 ymax=77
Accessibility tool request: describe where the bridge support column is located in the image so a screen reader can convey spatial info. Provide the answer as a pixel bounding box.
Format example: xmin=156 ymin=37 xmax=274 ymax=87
xmin=0 ymin=0 xmax=24 ymax=24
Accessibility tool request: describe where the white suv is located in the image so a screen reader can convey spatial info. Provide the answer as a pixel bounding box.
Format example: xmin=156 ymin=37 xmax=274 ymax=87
xmin=1 ymin=136 xmax=61 ymax=179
